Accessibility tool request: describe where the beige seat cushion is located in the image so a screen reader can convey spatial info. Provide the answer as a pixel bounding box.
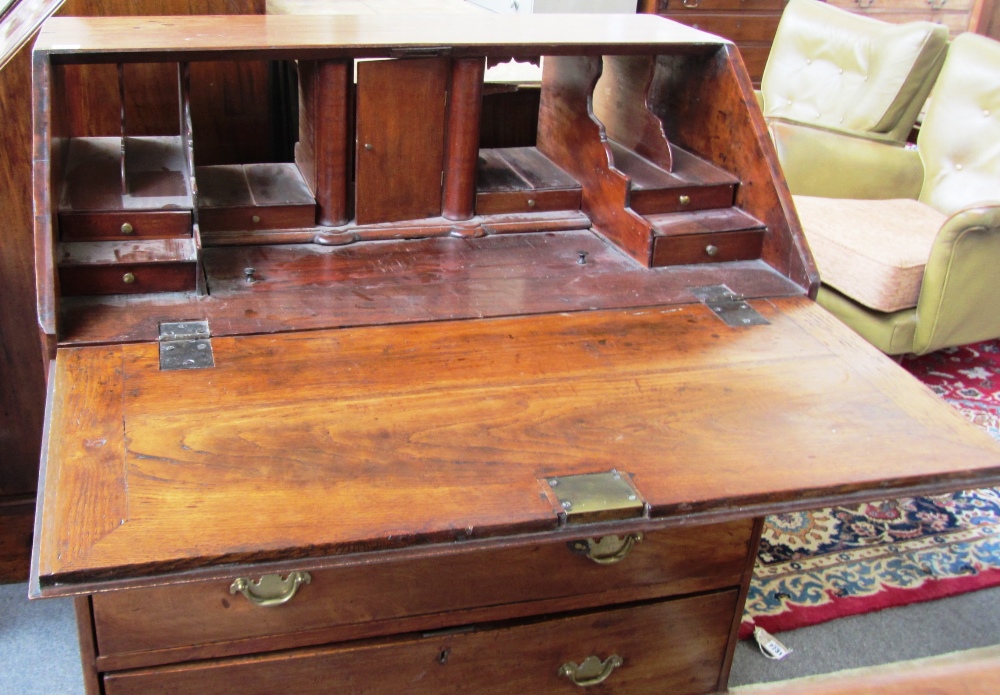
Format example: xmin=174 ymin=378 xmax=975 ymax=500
xmin=794 ymin=195 xmax=946 ymax=312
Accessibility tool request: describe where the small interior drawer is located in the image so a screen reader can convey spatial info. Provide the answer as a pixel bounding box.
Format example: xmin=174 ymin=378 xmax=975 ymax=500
xmin=58 ymin=263 xmax=198 ymax=296
xmin=59 ymin=211 xmax=192 ymax=241
xmin=102 ymin=589 xmax=739 ymax=695
xmin=91 ymin=519 xmax=753 ymax=661
xmin=652 ymin=230 xmax=765 ymax=266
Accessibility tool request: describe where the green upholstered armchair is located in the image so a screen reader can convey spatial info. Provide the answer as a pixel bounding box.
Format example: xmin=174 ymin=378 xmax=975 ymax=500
xmin=776 ymin=32 xmax=1000 ymax=356
xmin=758 ymin=0 xmax=948 ymax=144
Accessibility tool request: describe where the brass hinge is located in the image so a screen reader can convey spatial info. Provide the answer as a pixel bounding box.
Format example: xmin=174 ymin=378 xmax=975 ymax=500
xmin=689 ymin=284 xmax=769 ymax=328
xmin=158 ymin=320 xmax=214 ymax=371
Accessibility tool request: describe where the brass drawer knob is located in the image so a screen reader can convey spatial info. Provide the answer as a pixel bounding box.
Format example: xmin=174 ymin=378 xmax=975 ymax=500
xmin=567 ymin=533 xmax=643 ymax=565
xmin=678 ymin=194 xmax=691 ymax=206
xmin=122 ymin=272 xmax=136 ymax=284
xmin=120 ymin=222 xmax=134 ymax=234
xmin=229 ymin=571 xmax=311 ymax=607
xmin=705 ymin=244 xmax=719 ymax=257
xmin=559 ymin=655 xmax=623 ymax=687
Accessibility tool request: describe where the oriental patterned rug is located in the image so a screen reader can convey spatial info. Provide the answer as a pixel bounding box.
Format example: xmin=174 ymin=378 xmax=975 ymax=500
xmin=740 ymin=339 xmax=1000 ymax=638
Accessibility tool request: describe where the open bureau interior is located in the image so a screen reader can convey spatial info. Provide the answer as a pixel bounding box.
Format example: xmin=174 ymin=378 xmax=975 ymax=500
xmin=34 ymin=12 xmax=817 ymax=354
xmin=30 ymin=13 xmax=1000 ymax=695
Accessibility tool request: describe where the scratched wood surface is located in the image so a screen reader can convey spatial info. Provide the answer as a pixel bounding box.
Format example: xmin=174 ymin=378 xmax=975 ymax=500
xmin=58 ymin=231 xmax=806 ymax=346
xmin=35 ymin=297 xmax=1000 ymax=592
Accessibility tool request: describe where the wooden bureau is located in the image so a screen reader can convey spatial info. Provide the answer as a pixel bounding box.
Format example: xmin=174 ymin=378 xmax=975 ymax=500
xmin=29 ymin=14 xmax=1000 ymax=694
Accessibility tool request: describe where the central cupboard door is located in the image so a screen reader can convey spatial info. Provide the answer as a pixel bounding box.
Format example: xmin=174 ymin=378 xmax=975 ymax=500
xmin=355 ymin=58 xmax=449 ymax=224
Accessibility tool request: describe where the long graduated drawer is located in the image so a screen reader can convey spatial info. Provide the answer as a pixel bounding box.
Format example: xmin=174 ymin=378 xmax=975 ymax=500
xmin=102 ymin=590 xmax=739 ymax=695
xmin=91 ymin=520 xmax=754 ymax=660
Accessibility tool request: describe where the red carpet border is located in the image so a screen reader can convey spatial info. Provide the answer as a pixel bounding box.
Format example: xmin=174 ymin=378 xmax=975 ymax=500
xmin=740 ymin=340 xmax=1000 ymax=638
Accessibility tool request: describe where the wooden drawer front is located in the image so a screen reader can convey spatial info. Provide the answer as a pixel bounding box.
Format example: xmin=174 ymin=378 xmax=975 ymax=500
xmin=657 ymin=0 xmax=786 ymax=11
xmin=737 ymin=44 xmax=771 ymax=84
xmin=652 ymin=230 xmax=765 ymax=266
xmin=630 ymin=182 xmax=736 ymax=216
xmin=92 ymin=519 xmax=753 ymax=659
xmin=197 ymin=204 xmax=317 ymax=233
xmin=475 ymin=188 xmax=582 ymax=215
xmin=667 ymin=13 xmax=781 ymax=43
xmin=826 ymin=0 xmax=974 ymax=12
xmin=59 ymin=211 xmax=192 ymax=241
xmin=59 ymin=263 xmax=197 ymax=296
xmin=103 ymin=589 xmax=739 ymax=695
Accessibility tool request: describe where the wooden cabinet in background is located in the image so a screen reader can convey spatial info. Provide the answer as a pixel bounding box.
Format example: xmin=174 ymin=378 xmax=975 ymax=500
xmin=640 ymin=0 xmax=989 ymax=86
xmin=639 ymin=0 xmax=788 ymax=84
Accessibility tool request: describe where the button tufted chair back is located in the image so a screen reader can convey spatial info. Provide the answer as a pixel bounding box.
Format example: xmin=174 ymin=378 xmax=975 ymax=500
xmin=916 ymin=32 xmax=1000 ymax=216
xmin=761 ymin=0 xmax=948 ymax=143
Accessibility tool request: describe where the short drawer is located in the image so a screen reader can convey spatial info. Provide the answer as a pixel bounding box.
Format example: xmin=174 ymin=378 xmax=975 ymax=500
xmin=103 ymin=589 xmax=739 ymax=695
xmin=59 ymin=211 xmax=192 ymax=241
xmin=92 ymin=519 xmax=754 ymax=660
xmin=59 ymin=262 xmax=198 ymax=296
xmin=475 ymin=188 xmax=582 ymax=215
xmin=652 ymin=230 xmax=765 ymax=266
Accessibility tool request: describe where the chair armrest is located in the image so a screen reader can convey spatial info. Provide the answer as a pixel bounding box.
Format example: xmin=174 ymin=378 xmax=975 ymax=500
xmin=768 ymin=119 xmax=924 ymax=199
xmin=913 ymin=205 xmax=1000 ymax=354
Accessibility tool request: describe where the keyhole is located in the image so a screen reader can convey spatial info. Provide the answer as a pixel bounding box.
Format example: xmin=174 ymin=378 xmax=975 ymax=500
xmin=438 ymin=648 xmax=451 ymax=665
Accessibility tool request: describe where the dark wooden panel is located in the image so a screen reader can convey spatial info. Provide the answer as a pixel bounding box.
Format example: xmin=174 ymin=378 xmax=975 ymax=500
xmin=102 ymin=592 xmax=738 ymax=695
xmin=56 ymin=1 xmax=272 ymax=165
xmin=92 ymin=520 xmax=753 ymax=658
xmin=60 ymin=211 xmax=192 ymax=241
xmin=593 ymin=54 xmax=673 ymax=171
xmin=0 ymin=499 xmax=34 ymax=582
xmin=479 ymin=87 xmax=539 ymax=149
xmin=355 ymin=58 xmax=448 ymax=224
xmin=0 ymin=39 xmax=46 ymax=503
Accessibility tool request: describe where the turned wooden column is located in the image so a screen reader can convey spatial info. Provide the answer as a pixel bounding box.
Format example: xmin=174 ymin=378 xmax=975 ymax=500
xmin=442 ymin=57 xmax=485 ymax=221
xmin=297 ymin=59 xmax=351 ymax=227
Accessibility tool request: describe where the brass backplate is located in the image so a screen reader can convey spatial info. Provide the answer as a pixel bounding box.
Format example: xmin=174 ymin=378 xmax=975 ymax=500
xmin=544 ymin=470 xmax=645 ymax=524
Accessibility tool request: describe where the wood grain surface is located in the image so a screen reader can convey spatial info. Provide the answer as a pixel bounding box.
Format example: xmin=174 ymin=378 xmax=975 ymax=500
xmin=102 ymin=591 xmax=738 ymax=695
xmin=33 ymin=14 xmax=726 ymax=60
xmin=91 ymin=520 xmax=753 ymax=660
xmin=34 ymin=297 xmax=1000 ymax=593
xmin=59 ymin=231 xmax=805 ymax=346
